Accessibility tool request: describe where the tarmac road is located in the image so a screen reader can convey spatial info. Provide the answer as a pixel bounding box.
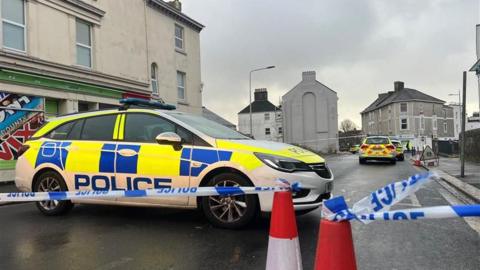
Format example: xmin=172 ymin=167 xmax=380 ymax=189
xmin=0 ymin=154 xmax=478 ymax=270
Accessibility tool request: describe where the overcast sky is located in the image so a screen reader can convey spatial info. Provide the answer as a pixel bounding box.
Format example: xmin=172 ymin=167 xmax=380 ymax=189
xmin=181 ymin=0 xmax=479 ymax=128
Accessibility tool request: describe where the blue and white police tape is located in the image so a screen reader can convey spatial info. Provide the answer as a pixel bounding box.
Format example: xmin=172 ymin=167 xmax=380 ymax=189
xmin=320 ymin=172 xmax=479 ymax=223
xmin=356 ymin=205 xmax=480 ymax=221
xmin=0 ymin=184 xmax=299 ymax=203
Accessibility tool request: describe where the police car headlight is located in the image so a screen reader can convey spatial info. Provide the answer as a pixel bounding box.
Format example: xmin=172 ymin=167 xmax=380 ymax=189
xmin=254 ymin=153 xmax=310 ymax=173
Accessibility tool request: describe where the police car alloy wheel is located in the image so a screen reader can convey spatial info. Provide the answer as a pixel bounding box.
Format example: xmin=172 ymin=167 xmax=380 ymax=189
xmin=34 ymin=171 xmax=73 ymax=216
xmin=201 ymin=173 xmax=258 ymax=229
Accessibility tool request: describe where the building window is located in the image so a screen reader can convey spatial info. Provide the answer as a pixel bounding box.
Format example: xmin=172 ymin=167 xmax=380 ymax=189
xmin=2 ymin=0 xmax=26 ymax=52
xmin=443 ymin=122 xmax=447 ymax=133
xmin=265 ymin=128 xmax=270 ymax=135
xmin=177 ymin=71 xmax=186 ymax=101
xmin=420 ymin=115 xmax=425 ymax=130
xmin=151 ymin=63 xmax=159 ymax=95
xmin=400 ymin=103 xmax=407 ymax=113
xmin=76 ymin=19 xmax=92 ymax=67
xmin=175 ymin=24 xmax=184 ymax=50
xmin=419 ymin=104 xmax=424 ymax=114
xmin=443 ymin=109 xmax=447 ymax=119
xmin=264 ymin=113 xmax=270 ymax=120
xmin=278 ymin=127 xmax=282 ymax=134
xmin=433 ymin=116 xmax=437 ymax=130
xmin=400 ymin=118 xmax=408 ymax=130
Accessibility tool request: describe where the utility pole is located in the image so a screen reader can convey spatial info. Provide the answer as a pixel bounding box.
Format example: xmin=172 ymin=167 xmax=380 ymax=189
xmin=460 ymin=71 xmax=467 ymax=178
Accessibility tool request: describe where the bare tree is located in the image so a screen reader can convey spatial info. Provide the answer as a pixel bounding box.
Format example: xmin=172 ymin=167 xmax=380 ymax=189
xmin=340 ymin=119 xmax=357 ymax=133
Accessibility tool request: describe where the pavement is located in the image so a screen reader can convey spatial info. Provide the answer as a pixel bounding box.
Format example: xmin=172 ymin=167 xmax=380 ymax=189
xmin=436 ymin=156 xmax=480 ymax=189
xmin=0 ymin=154 xmax=479 ymax=269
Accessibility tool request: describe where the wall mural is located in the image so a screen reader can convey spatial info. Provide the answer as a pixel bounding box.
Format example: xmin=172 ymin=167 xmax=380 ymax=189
xmin=0 ymin=92 xmax=44 ymax=160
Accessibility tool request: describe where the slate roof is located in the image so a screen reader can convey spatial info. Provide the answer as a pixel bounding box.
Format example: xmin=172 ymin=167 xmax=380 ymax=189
xmin=238 ymin=100 xmax=280 ymax=114
xmin=361 ymin=87 xmax=445 ymax=114
xmin=202 ymin=107 xmax=236 ymax=129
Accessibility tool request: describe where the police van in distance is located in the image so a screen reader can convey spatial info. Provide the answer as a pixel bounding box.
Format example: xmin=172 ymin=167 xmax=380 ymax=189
xmin=15 ymin=99 xmax=334 ymax=228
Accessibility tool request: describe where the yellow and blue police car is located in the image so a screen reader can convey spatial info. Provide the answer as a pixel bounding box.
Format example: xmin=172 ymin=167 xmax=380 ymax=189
xmin=359 ymin=136 xmax=397 ymax=165
xmin=15 ymin=99 xmax=334 ymax=228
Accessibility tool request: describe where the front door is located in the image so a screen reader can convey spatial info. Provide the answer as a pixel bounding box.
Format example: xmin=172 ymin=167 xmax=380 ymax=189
xmin=114 ymin=112 xmax=190 ymax=206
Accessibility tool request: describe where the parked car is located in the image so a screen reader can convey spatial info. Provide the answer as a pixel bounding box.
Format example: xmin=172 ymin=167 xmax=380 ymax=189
xmin=390 ymin=139 xmax=405 ymax=161
xmin=349 ymin=144 xmax=360 ymax=154
xmin=15 ymin=99 xmax=334 ymax=229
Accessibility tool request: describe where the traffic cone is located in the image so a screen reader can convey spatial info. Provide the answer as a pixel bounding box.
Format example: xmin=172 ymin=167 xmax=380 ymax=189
xmin=314 ymin=219 xmax=357 ymax=270
xmin=265 ymin=191 xmax=302 ymax=270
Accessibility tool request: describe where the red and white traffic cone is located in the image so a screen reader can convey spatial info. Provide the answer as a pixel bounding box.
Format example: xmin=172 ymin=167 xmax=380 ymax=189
xmin=265 ymin=191 xmax=302 ymax=270
xmin=314 ymin=219 xmax=357 ymax=270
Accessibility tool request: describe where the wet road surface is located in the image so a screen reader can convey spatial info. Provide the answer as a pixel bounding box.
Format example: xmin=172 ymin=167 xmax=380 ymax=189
xmin=0 ymin=154 xmax=478 ymax=270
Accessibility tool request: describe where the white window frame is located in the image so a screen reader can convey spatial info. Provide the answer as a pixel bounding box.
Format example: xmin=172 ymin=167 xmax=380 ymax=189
xmin=264 ymin=113 xmax=270 ymax=121
xmin=76 ymin=19 xmax=92 ymax=68
xmin=265 ymin=128 xmax=271 ymax=135
xmin=400 ymin=117 xmax=408 ymax=130
xmin=400 ymin=103 xmax=408 ymax=113
xmin=1 ymin=0 xmax=27 ymax=53
xmin=176 ymin=71 xmax=186 ymax=101
xmin=151 ymin=63 xmax=159 ymax=95
xmin=433 ymin=115 xmax=437 ymax=130
xmin=174 ymin=24 xmax=184 ymax=50
xmin=443 ymin=122 xmax=447 ymax=133
xmin=420 ymin=115 xmax=425 ymax=130
xmin=278 ymin=127 xmax=282 ymax=134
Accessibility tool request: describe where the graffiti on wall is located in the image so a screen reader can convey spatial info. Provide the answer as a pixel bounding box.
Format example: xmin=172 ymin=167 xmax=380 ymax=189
xmin=0 ymin=92 xmax=44 ymax=160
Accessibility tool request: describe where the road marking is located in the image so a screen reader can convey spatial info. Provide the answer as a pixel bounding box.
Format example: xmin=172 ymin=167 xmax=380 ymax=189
xmin=409 ymin=193 xmax=421 ymax=207
xmin=397 ymin=194 xmax=421 ymax=207
xmin=437 ymin=187 xmax=480 ymax=235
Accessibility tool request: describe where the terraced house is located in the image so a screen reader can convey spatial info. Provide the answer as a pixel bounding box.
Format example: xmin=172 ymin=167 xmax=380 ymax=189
xmin=361 ymin=81 xmax=454 ymax=148
xmin=0 ymin=0 xmax=203 ymax=180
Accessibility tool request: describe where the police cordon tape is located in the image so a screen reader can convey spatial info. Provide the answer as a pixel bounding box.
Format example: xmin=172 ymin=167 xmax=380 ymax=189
xmin=0 ymin=181 xmax=300 ymax=203
xmin=321 ymin=172 xmax=480 ymax=222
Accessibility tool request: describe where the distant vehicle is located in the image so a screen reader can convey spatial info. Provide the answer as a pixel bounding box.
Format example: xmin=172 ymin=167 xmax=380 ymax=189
xmin=390 ymin=139 xmax=405 ymax=161
xmin=359 ymin=136 xmax=397 ymax=165
xmin=349 ymin=144 xmax=360 ymax=154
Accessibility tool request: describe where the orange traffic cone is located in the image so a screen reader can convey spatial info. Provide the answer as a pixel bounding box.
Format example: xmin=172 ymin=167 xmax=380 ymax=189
xmin=314 ymin=219 xmax=357 ymax=270
xmin=266 ymin=191 xmax=302 ymax=270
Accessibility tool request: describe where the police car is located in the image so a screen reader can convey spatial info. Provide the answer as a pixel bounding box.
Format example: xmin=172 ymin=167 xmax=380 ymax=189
xmin=15 ymin=99 xmax=334 ymax=228
xmin=359 ymin=136 xmax=397 ymax=165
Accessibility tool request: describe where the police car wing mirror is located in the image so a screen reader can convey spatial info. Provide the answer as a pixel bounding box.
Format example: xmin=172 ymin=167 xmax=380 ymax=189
xmin=155 ymin=132 xmax=182 ymax=145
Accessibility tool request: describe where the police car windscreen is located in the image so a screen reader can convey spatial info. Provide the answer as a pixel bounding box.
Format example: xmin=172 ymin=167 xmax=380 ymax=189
xmin=366 ymin=137 xmax=389 ymax=144
xmin=167 ymin=112 xmax=249 ymax=140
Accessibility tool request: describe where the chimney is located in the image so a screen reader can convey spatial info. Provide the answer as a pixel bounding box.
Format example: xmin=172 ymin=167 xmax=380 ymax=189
xmin=254 ymin=88 xmax=268 ymax=101
xmin=394 ymin=81 xmax=404 ymax=92
xmin=168 ymin=0 xmax=182 ymax=11
xmin=302 ymin=71 xmax=316 ymax=81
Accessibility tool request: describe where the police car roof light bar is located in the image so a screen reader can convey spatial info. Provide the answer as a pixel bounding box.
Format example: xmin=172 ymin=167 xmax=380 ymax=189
xmin=119 ymin=98 xmax=176 ymax=111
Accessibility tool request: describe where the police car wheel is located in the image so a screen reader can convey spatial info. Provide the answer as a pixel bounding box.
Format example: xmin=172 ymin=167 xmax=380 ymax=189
xmin=34 ymin=171 xmax=73 ymax=216
xmin=201 ymin=173 xmax=258 ymax=229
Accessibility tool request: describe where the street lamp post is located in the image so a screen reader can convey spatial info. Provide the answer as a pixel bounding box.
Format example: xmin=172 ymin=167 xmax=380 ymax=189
xmin=249 ymin=66 xmax=275 ymax=138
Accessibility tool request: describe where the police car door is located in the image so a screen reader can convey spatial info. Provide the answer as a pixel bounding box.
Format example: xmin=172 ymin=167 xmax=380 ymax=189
xmin=66 ymin=113 xmax=119 ymax=204
xmin=115 ymin=112 xmax=189 ymax=206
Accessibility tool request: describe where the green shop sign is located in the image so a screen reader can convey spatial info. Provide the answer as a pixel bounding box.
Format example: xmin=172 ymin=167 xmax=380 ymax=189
xmin=0 ymin=69 xmax=123 ymax=99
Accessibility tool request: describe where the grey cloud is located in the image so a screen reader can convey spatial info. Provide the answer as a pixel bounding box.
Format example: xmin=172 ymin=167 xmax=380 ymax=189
xmin=182 ymin=0 xmax=479 ymax=126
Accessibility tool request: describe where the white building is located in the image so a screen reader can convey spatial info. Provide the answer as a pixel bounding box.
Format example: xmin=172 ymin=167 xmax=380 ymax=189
xmin=238 ymin=88 xmax=282 ymax=141
xmin=449 ymin=103 xmax=462 ymax=139
xmin=0 ymin=0 xmax=203 ymax=181
xmin=467 ymin=112 xmax=480 ymax=130
xmin=282 ymin=71 xmax=338 ymax=153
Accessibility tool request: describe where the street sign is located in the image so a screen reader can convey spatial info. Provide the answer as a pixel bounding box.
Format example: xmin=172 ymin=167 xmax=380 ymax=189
xmin=420 ymin=145 xmax=438 ymax=166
